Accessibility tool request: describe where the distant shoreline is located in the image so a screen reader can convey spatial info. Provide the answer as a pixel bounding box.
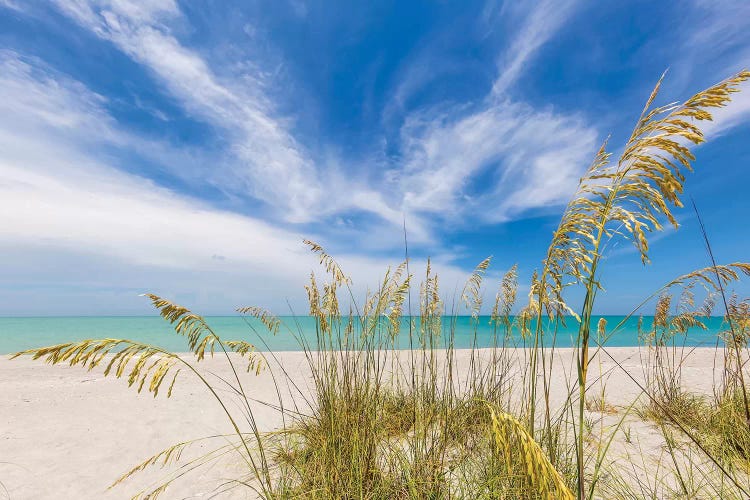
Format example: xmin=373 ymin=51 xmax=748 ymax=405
xmin=0 ymin=314 xmax=730 ymax=354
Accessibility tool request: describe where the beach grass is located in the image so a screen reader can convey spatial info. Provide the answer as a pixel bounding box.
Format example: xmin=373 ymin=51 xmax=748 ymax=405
xmin=9 ymin=69 xmax=750 ymax=499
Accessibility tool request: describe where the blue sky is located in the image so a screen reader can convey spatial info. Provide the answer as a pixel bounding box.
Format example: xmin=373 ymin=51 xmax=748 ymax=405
xmin=0 ymin=0 xmax=749 ymax=316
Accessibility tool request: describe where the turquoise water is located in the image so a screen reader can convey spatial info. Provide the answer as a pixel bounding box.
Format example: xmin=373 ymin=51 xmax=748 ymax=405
xmin=0 ymin=315 xmax=729 ymax=354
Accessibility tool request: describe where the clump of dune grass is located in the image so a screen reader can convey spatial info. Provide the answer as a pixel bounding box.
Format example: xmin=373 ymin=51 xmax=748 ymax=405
xmin=706 ymin=389 xmax=750 ymax=465
xmin=9 ymin=69 xmax=750 ymax=499
xmin=265 ymin=251 xmax=574 ymax=498
xmin=637 ymin=289 xmax=710 ymax=423
xmin=638 ymin=297 xmax=750 ymax=469
xmin=586 ymin=396 xmax=618 ymax=415
xmin=632 ymin=278 xmax=750 ymax=497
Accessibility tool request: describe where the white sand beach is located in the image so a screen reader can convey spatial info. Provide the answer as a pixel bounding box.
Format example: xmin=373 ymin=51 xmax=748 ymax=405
xmin=0 ymin=348 xmax=729 ymax=499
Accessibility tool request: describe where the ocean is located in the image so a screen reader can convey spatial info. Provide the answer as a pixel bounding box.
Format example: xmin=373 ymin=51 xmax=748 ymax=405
xmin=0 ymin=315 xmax=730 ymax=354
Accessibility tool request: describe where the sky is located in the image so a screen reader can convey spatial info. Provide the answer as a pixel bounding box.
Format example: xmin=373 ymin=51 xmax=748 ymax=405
xmin=0 ymin=0 xmax=749 ymax=316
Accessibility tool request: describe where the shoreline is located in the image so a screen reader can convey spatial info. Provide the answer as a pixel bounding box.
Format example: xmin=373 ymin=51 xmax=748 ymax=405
xmin=0 ymin=315 xmax=730 ymax=355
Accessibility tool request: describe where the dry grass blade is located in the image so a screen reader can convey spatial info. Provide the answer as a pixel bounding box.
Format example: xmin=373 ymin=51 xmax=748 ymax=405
xmin=654 ymin=294 xmax=672 ymax=329
xmin=667 ymin=262 xmax=750 ymax=291
xmin=110 ymin=441 xmax=194 ymax=488
xmin=142 ymin=293 xmax=219 ymax=361
xmin=515 ymin=270 xmax=541 ymax=338
xmin=540 ymin=139 xmax=612 ymax=311
xmin=236 ymin=306 xmax=280 ymax=335
xmin=224 ymin=340 xmax=265 ymax=374
xmin=491 ymin=264 xmax=518 ymax=329
xmin=131 ymin=482 xmax=169 ymax=500
xmin=303 ymin=239 xmax=352 ymax=286
xmin=419 ymin=258 xmax=443 ymax=335
xmin=597 ymin=317 xmax=607 ymax=338
xmin=8 ymin=69 xmax=750 ymax=500
xmin=12 ymin=339 xmax=179 ymax=398
xmin=529 ymin=69 xmax=749 ymax=500
xmin=386 ymin=265 xmax=411 ymax=335
xmin=108 ymin=434 xmax=237 ymax=491
xmin=462 ymin=256 xmax=492 ymax=319
xmin=305 ymin=271 xmax=329 ymax=333
xmin=489 ymin=405 xmax=575 ymax=500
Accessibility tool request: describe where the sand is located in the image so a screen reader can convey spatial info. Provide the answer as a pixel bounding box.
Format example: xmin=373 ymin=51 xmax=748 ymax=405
xmin=0 ymin=347 xmax=727 ymax=499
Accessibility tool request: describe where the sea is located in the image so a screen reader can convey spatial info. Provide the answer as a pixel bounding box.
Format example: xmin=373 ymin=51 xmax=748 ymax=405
xmin=0 ymin=315 xmax=730 ymax=355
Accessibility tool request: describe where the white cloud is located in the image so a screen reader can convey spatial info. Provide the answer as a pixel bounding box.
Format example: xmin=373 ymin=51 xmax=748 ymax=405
xmin=701 ymin=81 xmax=750 ymax=138
xmin=0 ymin=51 xmax=472 ymax=314
xmin=680 ymin=0 xmax=750 ymax=138
xmin=688 ymin=0 xmax=750 ymax=53
xmin=387 ymin=0 xmax=746 ymax=229
xmin=491 ymin=0 xmax=579 ymax=96
xmin=0 ymin=50 xmax=223 ymax=194
xmin=388 ymin=0 xmax=748 ymax=228
xmin=0 ymin=153 xmax=472 ymax=313
xmin=45 ymin=0 xmax=600 ymax=242
xmin=288 ymin=0 xmax=308 ymax=18
xmin=52 ymin=0 xmax=323 ymax=221
xmin=47 ymin=0 xmax=440 ymax=247
xmin=391 ymin=0 xmax=595 ymax=224
xmin=396 ymin=99 xmax=596 ymax=222
xmin=0 ymin=0 xmax=24 ymax=12
xmin=0 ymin=50 xmax=111 ymax=133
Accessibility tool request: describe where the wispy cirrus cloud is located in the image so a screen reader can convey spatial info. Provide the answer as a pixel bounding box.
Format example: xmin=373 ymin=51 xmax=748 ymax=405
xmin=49 ymin=0 xmax=598 ymax=235
xmin=687 ymin=0 xmax=750 ymax=54
xmin=391 ymin=0 xmax=596 ymax=224
xmin=490 ymin=0 xmax=580 ymax=97
xmin=396 ymin=99 xmax=596 ymax=222
xmin=0 ymin=0 xmax=24 ymax=11
xmin=48 ymin=0 xmax=438 ymax=244
xmin=681 ymin=0 xmax=750 ymax=139
xmin=52 ymin=0 xmax=596 ymax=237
xmin=52 ymin=0 xmax=323 ymax=222
xmin=0 ymin=50 xmax=472 ymax=314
